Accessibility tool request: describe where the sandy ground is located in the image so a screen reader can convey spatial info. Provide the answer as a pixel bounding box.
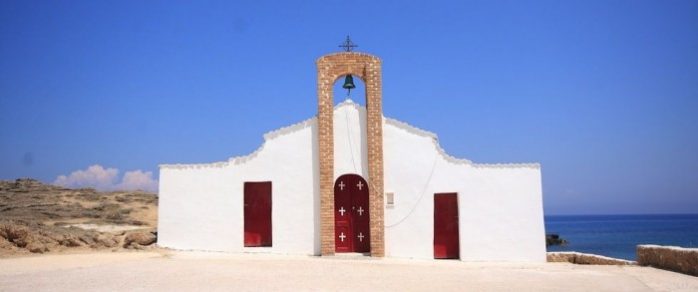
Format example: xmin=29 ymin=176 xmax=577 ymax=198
xmin=1 ymin=250 xmax=697 ymax=291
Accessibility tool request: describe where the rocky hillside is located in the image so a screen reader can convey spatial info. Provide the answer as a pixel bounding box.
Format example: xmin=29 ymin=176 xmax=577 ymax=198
xmin=0 ymin=178 xmax=158 ymax=256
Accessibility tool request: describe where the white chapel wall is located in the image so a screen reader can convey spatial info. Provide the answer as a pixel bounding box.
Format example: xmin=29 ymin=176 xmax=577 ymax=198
xmin=159 ymin=100 xmax=545 ymax=261
xmin=331 ymin=101 xmax=545 ymax=261
xmin=158 ymin=165 xmax=237 ymax=252
xmin=381 ymin=116 xmax=546 ymax=262
xmin=159 ymin=102 xmax=369 ymax=256
xmin=159 ymin=118 xmax=320 ymax=255
xmin=333 ymin=100 xmax=369 ymax=180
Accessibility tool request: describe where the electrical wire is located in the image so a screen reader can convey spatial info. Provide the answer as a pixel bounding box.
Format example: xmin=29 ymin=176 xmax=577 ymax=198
xmin=385 ymin=152 xmax=438 ymax=228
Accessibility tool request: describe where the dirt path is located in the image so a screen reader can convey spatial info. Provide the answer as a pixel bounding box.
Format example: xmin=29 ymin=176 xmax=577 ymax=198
xmin=1 ymin=250 xmax=697 ymax=291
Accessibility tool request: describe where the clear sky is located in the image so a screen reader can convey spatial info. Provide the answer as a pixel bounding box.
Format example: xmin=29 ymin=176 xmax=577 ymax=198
xmin=1 ymin=1 xmax=696 ymax=215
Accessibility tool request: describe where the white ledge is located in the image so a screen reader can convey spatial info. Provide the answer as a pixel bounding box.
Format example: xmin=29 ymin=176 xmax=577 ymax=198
xmin=159 ymin=161 xmax=229 ymax=169
xmin=228 ymin=117 xmax=316 ymax=166
xmin=383 ymin=114 xmax=540 ymax=169
xmin=638 ymin=244 xmax=698 ymax=252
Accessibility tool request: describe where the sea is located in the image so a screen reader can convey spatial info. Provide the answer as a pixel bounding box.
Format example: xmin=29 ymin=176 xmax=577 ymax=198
xmin=544 ymin=214 xmax=698 ymax=261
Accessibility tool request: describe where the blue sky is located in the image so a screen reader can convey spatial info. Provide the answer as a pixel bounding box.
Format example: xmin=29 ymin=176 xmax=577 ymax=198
xmin=1 ymin=1 xmax=696 ymax=214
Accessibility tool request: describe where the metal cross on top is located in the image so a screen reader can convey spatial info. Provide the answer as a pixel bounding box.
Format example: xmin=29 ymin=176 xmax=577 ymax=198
xmin=339 ymin=35 xmax=358 ymax=52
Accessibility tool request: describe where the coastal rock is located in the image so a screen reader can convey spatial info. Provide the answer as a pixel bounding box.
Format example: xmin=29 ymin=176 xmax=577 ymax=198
xmin=78 ymin=233 xmax=96 ymax=246
xmin=95 ymin=234 xmax=119 ymax=248
xmin=637 ymin=245 xmax=698 ymax=276
xmin=26 ymin=242 xmax=48 ymax=253
xmin=42 ymin=230 xmax=67 ymax=243
xmin=546 ymin=234 xmax=568 ymax=246
xmin=0 ymin=222 xmax=68 ymax=253
xmin=124 ymin=231 xmax=156 ymax=247
xmin=59 ymin=234 xmax=83 ymax=247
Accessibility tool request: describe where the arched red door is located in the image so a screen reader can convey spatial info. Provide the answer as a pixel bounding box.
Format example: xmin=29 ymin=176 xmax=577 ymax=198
xmin=334 ymin=174 xmax=370 ymax=253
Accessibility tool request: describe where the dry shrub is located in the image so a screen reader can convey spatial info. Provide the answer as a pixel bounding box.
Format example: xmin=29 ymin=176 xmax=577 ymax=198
xmin=0 ymin=223 xmax=31 ymax=248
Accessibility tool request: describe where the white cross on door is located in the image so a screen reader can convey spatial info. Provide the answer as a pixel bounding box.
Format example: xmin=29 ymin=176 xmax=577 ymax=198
xmin=357 ymin=232 xmax=364 ymax=242
xmin=338 ymin=181 xmax=345 ymax=190
xmin=357 ymin=206 xmax=364 ymax=216
xmin=338 ymin=206 xmax=346 ymax=216
xmin=357 ymin=181 xmax=364 ymax=190
xmin=339 ymin=232 xmax=346 ymax=242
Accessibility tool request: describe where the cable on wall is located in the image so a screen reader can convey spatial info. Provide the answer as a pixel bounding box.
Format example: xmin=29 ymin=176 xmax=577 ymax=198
xmin=385 ymin=152 xmax=439 ymax=228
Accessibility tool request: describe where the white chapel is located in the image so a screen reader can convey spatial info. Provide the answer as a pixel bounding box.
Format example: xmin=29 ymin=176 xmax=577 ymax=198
xmin=158 ymin=44 xmax=545 ymax=262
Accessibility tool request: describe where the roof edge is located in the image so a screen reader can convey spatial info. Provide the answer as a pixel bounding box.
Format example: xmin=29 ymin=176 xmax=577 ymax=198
xmin=384 ymin=117 xmax=540 ymax=169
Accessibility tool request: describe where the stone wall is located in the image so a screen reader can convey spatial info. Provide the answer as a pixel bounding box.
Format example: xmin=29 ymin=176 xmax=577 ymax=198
xmin=637 ymin=245 xmax=698 ymax=276
xmin=547 ymin=252 xmax=636 ymax=265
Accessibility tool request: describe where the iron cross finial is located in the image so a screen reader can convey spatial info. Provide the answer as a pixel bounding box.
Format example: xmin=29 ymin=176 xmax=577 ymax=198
xmin=339 ymin=35 xmax=358 ymax=52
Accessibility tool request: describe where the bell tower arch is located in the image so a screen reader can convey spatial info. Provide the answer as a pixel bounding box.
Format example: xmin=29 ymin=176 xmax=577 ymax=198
xmin=316 ymin=51 xmax=384 ymax=257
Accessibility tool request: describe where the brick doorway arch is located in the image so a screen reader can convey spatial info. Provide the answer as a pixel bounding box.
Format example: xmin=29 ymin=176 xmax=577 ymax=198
xmin=317 ymin=52 xmax=384 ymax=257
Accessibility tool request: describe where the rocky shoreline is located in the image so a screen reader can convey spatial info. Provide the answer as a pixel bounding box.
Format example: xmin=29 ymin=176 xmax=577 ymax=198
xmin=545 ymin=233 xmax=568 ymax=246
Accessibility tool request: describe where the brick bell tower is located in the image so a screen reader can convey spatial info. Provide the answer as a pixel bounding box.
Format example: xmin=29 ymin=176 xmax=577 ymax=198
xmin=316 ymin=37 xmax=385 ymax=257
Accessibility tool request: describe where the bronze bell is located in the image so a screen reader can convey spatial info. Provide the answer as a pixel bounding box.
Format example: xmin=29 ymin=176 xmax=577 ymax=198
xmin=342 ymin=74 xmax=356 ymax=96
xmin=342 ymin=75 xmax=356 ymax=90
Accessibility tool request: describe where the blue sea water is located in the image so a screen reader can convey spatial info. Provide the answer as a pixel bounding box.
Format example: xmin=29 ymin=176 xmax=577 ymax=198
xmin=545 ymin=214 xmax=698 ymax=261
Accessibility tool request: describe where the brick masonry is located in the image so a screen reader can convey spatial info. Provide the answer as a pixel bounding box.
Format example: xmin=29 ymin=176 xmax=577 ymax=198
xmin=316 ymin=52 xmax=384 ymax=257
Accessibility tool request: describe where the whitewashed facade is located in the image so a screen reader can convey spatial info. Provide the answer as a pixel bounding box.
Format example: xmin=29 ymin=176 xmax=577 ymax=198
xmin=158 ymin=100 xmax=545 ymax=261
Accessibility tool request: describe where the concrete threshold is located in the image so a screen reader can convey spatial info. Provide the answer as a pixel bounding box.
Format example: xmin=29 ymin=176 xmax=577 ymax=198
xmin=326 ymin=252 xmax=373 ymax=260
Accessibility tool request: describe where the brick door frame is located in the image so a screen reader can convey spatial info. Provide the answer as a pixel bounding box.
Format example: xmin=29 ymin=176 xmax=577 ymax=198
xmin=316 ymin=52 xmax=384 ymax=257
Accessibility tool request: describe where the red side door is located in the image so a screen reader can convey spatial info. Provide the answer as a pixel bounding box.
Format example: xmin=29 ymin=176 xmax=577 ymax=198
xmin=434 ymin=193 xmax=459 ymax=259
xmin=244 ymin=182 xmax=272 ymax=247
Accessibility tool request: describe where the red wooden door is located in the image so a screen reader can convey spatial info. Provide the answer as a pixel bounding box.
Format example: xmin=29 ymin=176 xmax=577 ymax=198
xmin=434 ymin=193 xmax=459 ymax=259
xmin=244 ymin=182 xmax=272 ymax=247
xmin=334 ymin=174 xmax=370 ymax=253
xmin=352 ymin=176 xmax=370 ymax=253
xmin=334 ymin=176 xmax=353 ymax=252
